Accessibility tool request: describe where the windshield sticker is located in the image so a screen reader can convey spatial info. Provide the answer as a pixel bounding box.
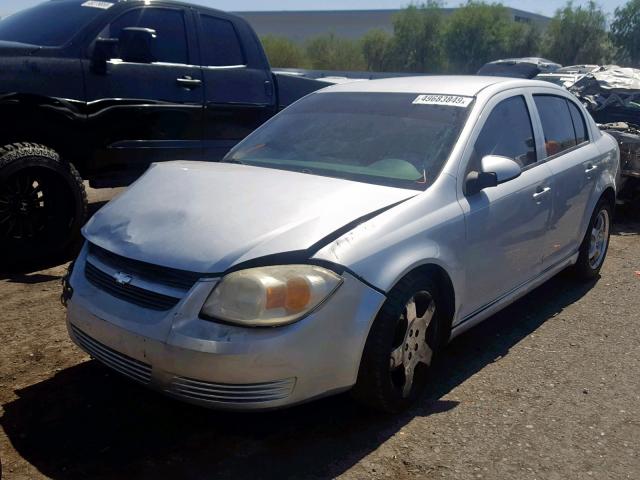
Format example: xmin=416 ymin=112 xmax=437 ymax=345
xmin=81 ymin=1 xmax=114 ymax=9
xmin=413 ymin=94 xmax=473 ymax=108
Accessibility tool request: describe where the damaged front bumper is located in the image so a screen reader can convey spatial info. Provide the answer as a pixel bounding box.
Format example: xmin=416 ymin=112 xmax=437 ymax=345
xmin=65 ymin=244 xmax=386 ymax=410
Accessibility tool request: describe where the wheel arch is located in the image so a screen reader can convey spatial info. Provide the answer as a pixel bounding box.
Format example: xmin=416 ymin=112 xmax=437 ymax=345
xmin=390 ymin=262 xmax=457 ymax=346
xmin=0 ymin=95 xmax=87 ymax=176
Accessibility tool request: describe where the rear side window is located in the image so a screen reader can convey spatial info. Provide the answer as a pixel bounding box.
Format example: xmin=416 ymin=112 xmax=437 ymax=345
xmin=102 ymin=8 xmax=189 ymax=64
xmin=534 ymin=95 xmax=579 ymax=157
xmin=567 ymin=101 xmax=588 ymax=144
xmin=471 ymin=95 xmax=537 ymax=170
xmin=200 ymin=15 xmax=245 ymax=66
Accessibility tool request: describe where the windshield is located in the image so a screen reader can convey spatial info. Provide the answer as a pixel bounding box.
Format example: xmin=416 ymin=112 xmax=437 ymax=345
xmin=0 ymin=1 xmax=109 ymax=47
xmin=225 ymin=92 xmax=473 ymax=190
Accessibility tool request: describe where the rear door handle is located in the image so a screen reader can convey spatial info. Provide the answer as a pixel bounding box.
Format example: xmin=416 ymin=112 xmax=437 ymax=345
xmin=176 ymin=76 xmax=202 ymax=89
xmin=585 ymin=164 xmax=598 ymax=174
xmin=532 ymin=187 xmax=551 ymax=201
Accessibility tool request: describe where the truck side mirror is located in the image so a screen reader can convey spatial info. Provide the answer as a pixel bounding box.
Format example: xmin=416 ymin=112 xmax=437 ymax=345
xmin=119 ymin=27 xmax=157 ymax=64
xmin=91 ymin=37 xmax=119 ymax=74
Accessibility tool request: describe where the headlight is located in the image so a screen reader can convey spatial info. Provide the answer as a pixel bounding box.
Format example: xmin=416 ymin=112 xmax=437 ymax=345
xmin=200 ymin=265 xmax=343 ymax=327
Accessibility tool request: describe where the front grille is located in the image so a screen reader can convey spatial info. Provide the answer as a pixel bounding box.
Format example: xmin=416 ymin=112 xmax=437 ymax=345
xmin=168 ymin=376 xmax=295 ymax=404
xmin=88 ymin=243 xmax=204 ymax=290
xmin=85 ymin=261 xmax=180 ymax=311
xmin=71 ymin=325 xmax=152 ymax=384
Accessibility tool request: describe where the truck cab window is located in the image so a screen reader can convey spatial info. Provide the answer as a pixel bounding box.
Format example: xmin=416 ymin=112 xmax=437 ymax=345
xmin=199 ymin=15 xmax=245 ymax=66
xmin=99 ymin=8 xmax=189 ymax=64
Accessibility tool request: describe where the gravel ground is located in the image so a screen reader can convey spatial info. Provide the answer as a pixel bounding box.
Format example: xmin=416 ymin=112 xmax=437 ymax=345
xmin=0 ymin=189 xmax=638 ymax=480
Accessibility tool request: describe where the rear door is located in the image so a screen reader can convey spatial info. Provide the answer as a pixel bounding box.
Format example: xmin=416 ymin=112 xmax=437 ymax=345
xmin=83 ymin=5 xmax=204 ymax=184
xmin=196 ymin=12 xmax=277 ymax=161
xmin=530 ymin=93 xmax=600 ymax=267
xmin=458 ymin=91 xmax=554 ymax=320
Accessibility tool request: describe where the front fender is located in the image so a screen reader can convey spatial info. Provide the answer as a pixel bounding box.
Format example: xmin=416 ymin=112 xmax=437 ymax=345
xmin=313 ymin=178 xmax=466 ymax=319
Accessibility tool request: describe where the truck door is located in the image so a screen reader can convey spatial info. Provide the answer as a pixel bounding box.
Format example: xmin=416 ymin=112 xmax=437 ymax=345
xmin=83 ymin=5 xmax=204 ymax=185
xmin=196 ymin=12 xmax=277 ymax=161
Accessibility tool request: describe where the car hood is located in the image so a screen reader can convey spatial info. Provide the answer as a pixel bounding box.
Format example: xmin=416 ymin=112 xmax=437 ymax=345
xmin=83 ymin=161 xmax=417 ymax=273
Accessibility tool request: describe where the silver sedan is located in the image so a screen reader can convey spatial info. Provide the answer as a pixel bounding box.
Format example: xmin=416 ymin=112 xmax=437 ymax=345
xmin=65 ymin=76 xmax=619 ymax=412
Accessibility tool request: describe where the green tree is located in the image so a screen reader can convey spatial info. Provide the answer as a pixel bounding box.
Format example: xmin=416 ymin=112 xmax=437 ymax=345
xmin=611 ymin=0 xmax=640 ymax=66
xmin=305 ymin=33 xmax=366 ymax=71
xmin=388 ymin=1 xmax=446 ymax=73
xmin=361 ymin=29 xmax=393 ymax=71
xmin=260 ymin=35 xmax=309 ymax=68
xmin=542 ymin=1 xmax=613 ymax=65
xmin=506 ymin=21 xmax=542 ymax=59
xmin=443 ymin=2 xmax=520 ymax=74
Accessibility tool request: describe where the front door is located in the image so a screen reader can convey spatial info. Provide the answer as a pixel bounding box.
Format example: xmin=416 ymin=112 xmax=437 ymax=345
xmin=82 ymin=5 xmax=204 ymax=184
xmin=458 ymin=93 xmax=553 ymax=321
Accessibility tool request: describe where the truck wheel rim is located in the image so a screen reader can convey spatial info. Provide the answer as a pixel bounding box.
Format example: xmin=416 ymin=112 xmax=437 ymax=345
xmin=389 ymin=291 xmax=435 ymax=398
xmin=0 ymin=171 xmax=49 ymax=240
xmin=588 ymin=208 xmax=610 ymax=269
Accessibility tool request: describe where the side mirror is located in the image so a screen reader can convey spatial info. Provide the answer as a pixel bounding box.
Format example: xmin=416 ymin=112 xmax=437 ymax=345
xmin=482 ymin=155 xmax=522 ymax=184
xmin=91 ymin=37 xmax=119 ymax=74
xmin=119 ymin=27 xmax=157 ymax=64
xmin=465 ymin=155 xmax=522 ymax=196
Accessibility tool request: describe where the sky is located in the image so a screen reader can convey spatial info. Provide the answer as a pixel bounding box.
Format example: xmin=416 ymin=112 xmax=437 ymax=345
xmin=0 ymin=0 xmax=628 ymax=17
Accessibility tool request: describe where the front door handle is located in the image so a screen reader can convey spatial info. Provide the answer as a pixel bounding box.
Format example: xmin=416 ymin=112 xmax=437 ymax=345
xmin=585 ymin=164 xmax=598 ymax=174
xmin=532 ymin=186 xmax=551 ymax=201
xmin=176 ymin=76 xmax=202 ymax=89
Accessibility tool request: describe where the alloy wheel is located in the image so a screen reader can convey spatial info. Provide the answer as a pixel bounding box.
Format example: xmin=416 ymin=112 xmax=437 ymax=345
xmin=588 ymin=208 xmax=610 ymax=269
xmin=389 ymin=291 xmax=436 ymax=398
xmin=0 ymin=171 xmax=50 ymax=240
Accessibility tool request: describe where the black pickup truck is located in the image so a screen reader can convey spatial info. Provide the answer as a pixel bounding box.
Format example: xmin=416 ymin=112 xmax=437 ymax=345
xmin=0 ymin=0 xmax=326 ymax=266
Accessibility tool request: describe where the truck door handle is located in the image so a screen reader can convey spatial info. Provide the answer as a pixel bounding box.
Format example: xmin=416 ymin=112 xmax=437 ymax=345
xmin=532 ymin=187 xmax=551 ymax=201
xmin=585 ymin=164 xmax=598 ymax=174
xmin=176 ymin=76 xmax=202 ymax=89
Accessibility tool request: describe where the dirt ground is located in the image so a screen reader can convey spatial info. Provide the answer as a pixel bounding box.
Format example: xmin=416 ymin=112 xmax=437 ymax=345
xmin=0 ymin=188 xmax=638 ymax=480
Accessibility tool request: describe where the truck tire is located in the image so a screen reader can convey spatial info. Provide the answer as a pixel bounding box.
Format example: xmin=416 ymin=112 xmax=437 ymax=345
xmin=0 ymin=143 xmax=87 ymax=268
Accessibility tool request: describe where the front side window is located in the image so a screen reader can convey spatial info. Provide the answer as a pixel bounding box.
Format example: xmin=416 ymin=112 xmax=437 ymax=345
xmin=534 ymin=95 xmax=579 ymax=157
xmin=470 ymin=95 xmax=537 ymax=171
xmin=200 ymin=15 xmax=245 ymax=66
xmin=0 ymin=0 xmax=106 ymax=47
xmin=225 ymin=92 xmax=473 ymax=190
xmin=99 ymin=8 xmax=188 ymax=64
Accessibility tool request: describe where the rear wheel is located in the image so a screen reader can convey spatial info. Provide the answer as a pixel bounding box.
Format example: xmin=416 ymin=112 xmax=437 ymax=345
xmin=352 ymin=273 xmax=445 ymax=413
xmin=0 ymin=143 xmax=87 ymax=268
xmin=572 ymin=199 xmax=612 ymax=281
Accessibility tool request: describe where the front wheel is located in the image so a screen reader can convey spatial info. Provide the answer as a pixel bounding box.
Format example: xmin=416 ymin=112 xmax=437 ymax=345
xmin=572 ymin=199 xmax=613 ymax=281
xmin=351 ymin=273 xmax=445 ymax=413
xmin=0 ymin=143 xmax=87 ymax=268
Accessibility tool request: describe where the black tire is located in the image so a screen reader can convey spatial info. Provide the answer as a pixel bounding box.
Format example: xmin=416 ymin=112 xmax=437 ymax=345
xmin=572 ymin=198 xmax=613 ymax=281
xmin=0 ymin=143 xmax=87 ymax=268
xmin=351 ymin=272 xmax=447 ymax=413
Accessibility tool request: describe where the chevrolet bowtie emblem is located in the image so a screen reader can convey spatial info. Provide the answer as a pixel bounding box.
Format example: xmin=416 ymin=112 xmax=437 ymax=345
xmin=113 ymin=272 xmax=133 ymax=286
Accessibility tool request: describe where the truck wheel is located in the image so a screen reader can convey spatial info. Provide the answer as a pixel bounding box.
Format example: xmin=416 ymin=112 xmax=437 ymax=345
xmin=351 ymin=272 xmax=444 ymax=413
xmin=0 ymin=143 xmax=87 ymax=267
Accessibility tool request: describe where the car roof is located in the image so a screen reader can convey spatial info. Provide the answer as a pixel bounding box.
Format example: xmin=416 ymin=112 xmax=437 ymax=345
xmin=319 ymin=75 xmax=566 ymax=96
